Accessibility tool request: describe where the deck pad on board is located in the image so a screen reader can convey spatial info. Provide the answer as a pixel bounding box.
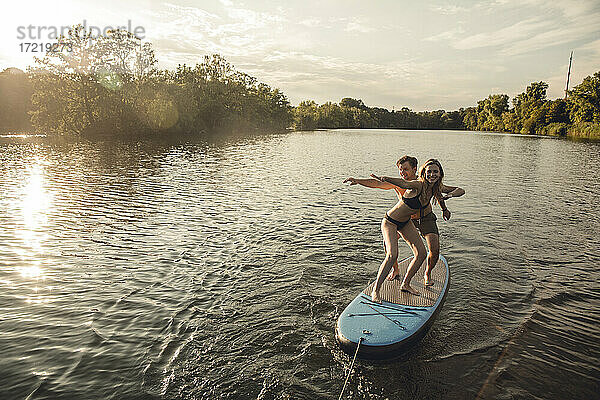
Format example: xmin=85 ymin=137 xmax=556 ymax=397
xmin=362 ymin=256 xmax=446 ymax=306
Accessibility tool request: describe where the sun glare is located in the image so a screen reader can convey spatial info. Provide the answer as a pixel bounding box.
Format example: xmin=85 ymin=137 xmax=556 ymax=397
xmin=19 ymin=264 xmax=43 ymax=280
xmin=16 ymin=160 xmax=52 ymax=282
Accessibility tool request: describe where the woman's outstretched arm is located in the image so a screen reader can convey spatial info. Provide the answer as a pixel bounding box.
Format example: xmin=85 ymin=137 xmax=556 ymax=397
xmin=370 ymin=174 xmax=421 ymax=190
xmin=440 ymin=183 xmax=465 ymax=200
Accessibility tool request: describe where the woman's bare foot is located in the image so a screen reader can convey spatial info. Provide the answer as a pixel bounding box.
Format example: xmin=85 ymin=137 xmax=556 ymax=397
xmin=371 ymin=290 xmax=382 ymax=303
xmin=400 ymin=283 xmax=420 ymax=296
xmin=423 ymin=273 xmax=433 ymax=286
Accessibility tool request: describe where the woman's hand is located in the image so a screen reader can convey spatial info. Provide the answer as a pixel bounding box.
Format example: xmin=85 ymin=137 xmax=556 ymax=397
xmin=343 ymin=177 xmax=357 ymax=185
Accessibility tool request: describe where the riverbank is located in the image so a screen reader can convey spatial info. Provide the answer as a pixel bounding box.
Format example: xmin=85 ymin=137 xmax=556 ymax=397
xmin=513 ymin=122 xmax=600 ymax=140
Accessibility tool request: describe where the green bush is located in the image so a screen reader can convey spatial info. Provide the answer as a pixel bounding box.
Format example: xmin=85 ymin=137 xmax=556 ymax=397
xmin=566 ymin=122 xmax=600 ymax=139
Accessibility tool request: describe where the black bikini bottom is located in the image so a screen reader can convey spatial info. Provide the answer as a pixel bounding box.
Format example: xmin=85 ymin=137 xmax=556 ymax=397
xmin=385 ymin=213 xmax=410 ymax=230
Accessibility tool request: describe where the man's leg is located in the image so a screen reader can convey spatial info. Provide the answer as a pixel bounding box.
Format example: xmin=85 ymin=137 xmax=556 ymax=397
xmin=398 ymin=222 xmax=427 ymax=295
xmin=417 ymin=212 xmax=440 ymax=286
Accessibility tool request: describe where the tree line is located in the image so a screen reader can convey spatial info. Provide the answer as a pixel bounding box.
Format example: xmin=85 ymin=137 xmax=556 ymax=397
xmin=291 ymin=74 xmax=600 ymax=139
xmin=293 ymin=98 xmax=463 ymax=131
xmin=462 ymin=77 xmax=600 ymax=138
xmin=0 ymin=25 xmax=292 ymax=136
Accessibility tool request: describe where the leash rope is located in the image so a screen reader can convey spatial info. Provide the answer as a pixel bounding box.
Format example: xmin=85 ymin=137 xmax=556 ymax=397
xmin=338 ymin=337 xmax=363 ymax=400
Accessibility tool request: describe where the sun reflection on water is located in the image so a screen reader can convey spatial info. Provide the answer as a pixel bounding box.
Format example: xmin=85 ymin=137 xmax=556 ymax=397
xmin=18 ymin=264 xmax=44 ymax=280
xmin=20 ymin=162 xmax=52 ymax=246
xmin=14 ymin=158 xmax=53 ymax=299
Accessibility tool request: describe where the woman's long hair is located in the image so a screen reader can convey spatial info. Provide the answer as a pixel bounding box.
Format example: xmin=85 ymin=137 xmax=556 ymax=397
xmin=418 ymin=159 xmax=444 ymax=205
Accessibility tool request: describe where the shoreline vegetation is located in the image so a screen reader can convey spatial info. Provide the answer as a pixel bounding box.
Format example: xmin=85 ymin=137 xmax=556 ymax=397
xmin=291 ymin=79 xmax=600 ymax=140
xmin=1 ymin=26 xmax=292 ymax=138
xmin=0 ymin=25 xmax=598 ymax=140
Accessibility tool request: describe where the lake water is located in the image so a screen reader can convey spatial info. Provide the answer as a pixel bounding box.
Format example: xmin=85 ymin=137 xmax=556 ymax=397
xmin=1 ymin=129 xmax=599 ymax=400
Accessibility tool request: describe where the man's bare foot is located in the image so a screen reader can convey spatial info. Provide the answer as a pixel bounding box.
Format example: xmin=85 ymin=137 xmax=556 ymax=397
xmin=400 ymin=283 xmax=420 ymax=296
xmin=387 ymin=266 xmax=401 ymax=281
xmin=371 ymin=290 xmax=382 ymax=303
xmin=424 ymin=274 xmax=433 ymax=286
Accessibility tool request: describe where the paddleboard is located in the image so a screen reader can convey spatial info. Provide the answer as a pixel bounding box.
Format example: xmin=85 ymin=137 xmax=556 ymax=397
xmin=336 ymin=254 xmax=449 ymax=360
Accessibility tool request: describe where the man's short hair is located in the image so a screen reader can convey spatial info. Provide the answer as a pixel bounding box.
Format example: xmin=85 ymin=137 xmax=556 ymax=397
xmin=396 ymin=155 xmax=418 ymax=169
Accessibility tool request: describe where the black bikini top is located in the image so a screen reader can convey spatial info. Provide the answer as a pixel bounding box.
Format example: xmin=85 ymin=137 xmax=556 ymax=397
xmin=402 ymin=186 xmax=428 ymax=210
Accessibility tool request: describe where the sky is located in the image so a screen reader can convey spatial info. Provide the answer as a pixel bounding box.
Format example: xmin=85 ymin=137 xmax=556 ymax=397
xmin=1 ymin=0 xmax=599 ymax=111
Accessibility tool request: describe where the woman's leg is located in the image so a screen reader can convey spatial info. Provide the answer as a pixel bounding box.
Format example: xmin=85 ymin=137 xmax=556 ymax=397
xmin=385 ymin=231 xmax=402 ymax=280
xmin=423 ymin=233 xmax=439 ymax=286
xmin=398 ymin=222 xmax=427 ymax=295
xmin=371 ymin=219 xmax=399 ymax=303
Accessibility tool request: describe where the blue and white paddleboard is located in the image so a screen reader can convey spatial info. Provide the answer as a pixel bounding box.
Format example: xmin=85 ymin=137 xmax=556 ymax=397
xmin=336 ymin=254 xmax=450 ymax=360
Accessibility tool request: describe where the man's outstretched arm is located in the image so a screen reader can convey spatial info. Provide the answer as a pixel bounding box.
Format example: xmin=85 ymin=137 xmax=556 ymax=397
xmin=343 ymin=177 xmax=396 ymax=189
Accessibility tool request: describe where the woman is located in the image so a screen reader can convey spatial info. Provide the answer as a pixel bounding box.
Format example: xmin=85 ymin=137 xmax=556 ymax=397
xmin=367 ymin=159 xmax=447 ymax=302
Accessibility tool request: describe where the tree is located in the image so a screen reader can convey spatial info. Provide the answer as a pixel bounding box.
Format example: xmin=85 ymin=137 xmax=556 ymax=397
xmin=501 ymin=111 xmax=518 ymax=132
xmin=317 ymin=102 xmax=347 ymax=128
xmin=28 ymin=25 xmax=291 ymax=136
xmin=513 ymin=81 xmax=548 ymax=133
xmin=568 ymin=71 xmax=600 ymax=124
xmin=480 ymin=94 xmax=509 ymax=131
xmin=294 ymin=100 xmax=318 ymax=130
xmin=29 ymin=25 xmax=158 ymax=135
xmin=544 ymin=99 xmax=569 ymax=124
xmin=340 ymin=97 xmax=366 ymax=110
xmin=462 ymin=107 xmax=478 ymax=130
xmin=0 ymin=68 xmax=33 ymax=131
xmin=171 ymin=56 xmax=291 ymax=132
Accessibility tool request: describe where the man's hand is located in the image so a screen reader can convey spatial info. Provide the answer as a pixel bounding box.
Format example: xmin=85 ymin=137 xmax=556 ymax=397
xmin=343 ymin=177 xmax=358 ymax=185
xmin=442 ymin=208 xmax=451 ymax=221
xmin=442 ymin=193 xmax=452 ymax=201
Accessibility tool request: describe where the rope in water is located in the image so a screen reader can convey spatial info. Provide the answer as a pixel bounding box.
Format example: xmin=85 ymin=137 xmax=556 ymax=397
xmin=338 ymin=337 xmax=364 ymax=400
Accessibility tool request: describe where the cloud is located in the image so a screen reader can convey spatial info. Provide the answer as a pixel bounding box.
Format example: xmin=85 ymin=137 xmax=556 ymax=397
xmin=115 ymin=1 xmax=600 ymax=110
xmin=454 ymin=17 xmax=552 ymax=50
xmin=427 ymin=0 xmax=599 ymax=56
xmin=296 ymin=16 xmax=378 ymax=33
xmin=146 ymin=2 xmax=289 ymax=60
xmin=230 ymin=50 xmax=477 ymax=110
xmin=344 ymin=18 xmax=376 ymax=33
xmin=258 ymin=51 xmax=414 ymax=81
xmin=577 ymin=38 xmax=600 ymax=55
xmin=425 ymin=27 xmax=465 ymax=42
xmin=544 ymin=38 xmax=600 ymax=98
xmin=429 ymin=4 xmax=469 ymax=15
xmin=298 ymin=17 xmax=322 ymax=28
xmin=222 ymin=6 xmax=287 ymax=34
xmin=500 ymin=13 xmax=600 ymax=56
xmin=474 ymin=0 xmax=600 ymax=18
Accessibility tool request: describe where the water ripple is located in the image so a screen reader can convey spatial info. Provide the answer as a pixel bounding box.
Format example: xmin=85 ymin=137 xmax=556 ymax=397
xmin=0 ymin=131 xmax=599 ymax=399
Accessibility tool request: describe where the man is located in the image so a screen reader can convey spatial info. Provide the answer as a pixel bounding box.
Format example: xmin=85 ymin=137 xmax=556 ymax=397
xmin=344 ymin=155 xmax=464 ymax=284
